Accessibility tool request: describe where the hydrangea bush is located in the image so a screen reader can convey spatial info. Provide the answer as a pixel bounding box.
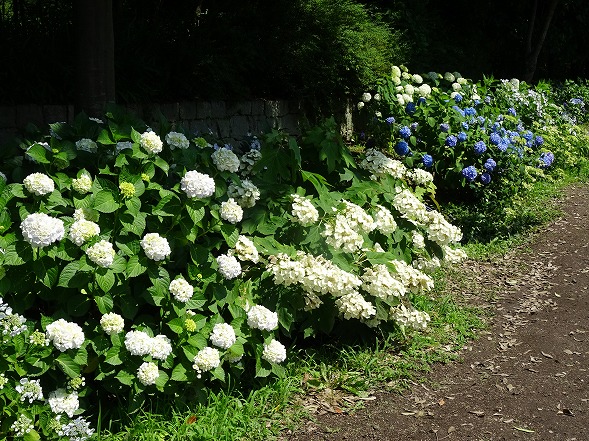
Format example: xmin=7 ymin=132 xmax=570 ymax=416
xmin=356 ymin=65 xmax=557 ymax=205
xmin=0 ymin=110 xmax=467 ymax=438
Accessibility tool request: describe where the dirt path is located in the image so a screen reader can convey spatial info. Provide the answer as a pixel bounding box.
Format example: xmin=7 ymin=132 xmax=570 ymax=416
xmin=288 ymin=185 xmax=589 ymax=441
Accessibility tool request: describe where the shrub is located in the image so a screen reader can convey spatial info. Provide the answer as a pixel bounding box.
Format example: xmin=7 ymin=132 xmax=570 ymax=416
xmin=0 ymin=109 xmax=466 ymax=438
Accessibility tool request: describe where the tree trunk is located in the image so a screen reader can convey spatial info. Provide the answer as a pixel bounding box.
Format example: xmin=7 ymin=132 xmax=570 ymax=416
xmin=74 ymin=0 xmax=115 ymax=117
xmin=523 ymin=0 xmax=559 ymax=82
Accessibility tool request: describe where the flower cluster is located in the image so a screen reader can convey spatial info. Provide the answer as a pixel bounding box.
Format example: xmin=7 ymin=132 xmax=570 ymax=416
xmin=140 ymin=131 xmax=163 ymax=154
xmin=291 ymin=194 xmax=319 ymax=226
xmin=100 ymin=312 xmax=125 ymax=335
xmin=0 ymin=297 xmax=27 ymax=337
xmin=137 ymin=362 xmax=160 ymax=385
xmin=359 ymin=148 xmax=406 ymax=180
xmin=86 ymin=240 xmax=116 ymax=267
xmin=335 ymin=292 xmax=376 ymax=320
xmin=141 ymin=233 xmax=171 ymax=261
xmin=209 ymin=323 xmax=236 ymax=349
xmin=16 ymin=378 xmax=44 ymax=403
xmin=56 ymin=417 xmax=95 ymax=441
xmin=23 ymin=172 xmax=54 ymax=195
xmin=71 ymin=172 xmax=93 ymax=193
xmin=169 ymin=278 xmax=194 ymax=303
xmin=233 ymin=235 xmax=259 ymax=263
xmin=192 ymin=346 xmax=220 ymax=376
xmin=20 ymin=213 xmax=65 ymax=248
xmin=246 ymin=305 xmax=279 ymax=331
xmin=391 ymin=304 xmax=431 ymax=330
xmin=10 ymin=414 xmax=34 ymax=437
xmin=75 ymin=138 xmax=98 ymax=153
xmin=165 ymin=131 xmax=189 ymax=150
xmin=46 ymin=319 xmax=85 ymax=351
xmin=181 ymin=170 xmax=216 ymax=199
xmin=227 ymin=179 xmax=260 ymax=208
xmin=48 ymin=388 xmax=80 ymax=417
xmin=68 ymin=219 xmax=100 ymax=246
xmin=212 ymin=146 xmax=240 ymax=173
xmin=262 ymin=339 xmax=286 ymax=364
xmin=361 ymin=264 xmax=406 ymax=300
xmin=216 ymin=253 xmax=242 ymax=279
xmin=220 ymin=198 xmax=243 ymax=224
xmin=124 ymin=330 xmax=173 ymax=360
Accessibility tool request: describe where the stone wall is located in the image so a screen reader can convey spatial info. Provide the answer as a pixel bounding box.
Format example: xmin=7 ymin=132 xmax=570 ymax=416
xmin=0 ymin=100 xmax=305 ymax=145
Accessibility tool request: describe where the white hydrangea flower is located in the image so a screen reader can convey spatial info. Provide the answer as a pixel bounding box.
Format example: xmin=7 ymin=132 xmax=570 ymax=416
xmin=412 ymin=231 xmax=426 ymax=249
xmin=211 ymin=147 xmax=240 ymax=173
xmin=361 ymin=92 xmax=372 ymax=102
xmin=16 ymin=378 xmax=44 ymax=403
xmin=57 ymin=417 xmax=95 ymax=441
xmin=141 ymin=233 xmax=171 ymax=261
xmin=443 ymin=245 xmax=468 ymax=263
xmin=396 ymin=94 xmax=405 ymax=106
xmin=20 ymin=213 xmax=64 ymax=248
xmin=357 ymin=102 xmax=365 ymax=110
xmin=216 ymin=254 xmax=242 ymax=279
xmin=361 ymin=264 xmax=406 ymax=300
xmin=10 ymin=414 xmax=33 ymax=437
xmin=68 ymin=219 xmax=100 ymax=246
xmin=140 ymin=131 xmax=163 ymax=154
xmin=360 ymin=148 xmax=406 ymax=180
xmin=73 ymin=207 xmax=99 ymax=222
xmin=181 ymin=170 xmax=216 ymax=199
xmin=0 ymin=299 xmax=27 ymax=337
xmin=192 ymin=346 xmax=221 ymax=375
xmin=46 ymin=319 xmax=85 ymax=352
xmin=444 ymin=72 xmax=455 ymax=82
xmin=373 ymin=93 xmax=381 ymax=101
xmin=227 ymin=179 xmax=260 ymax=208
xmin=23 ymin=172 xmax=54 ymax=196
xmin=391 ymin=65 xmax=402 ymax=78
xmin=124 ymin=330 xmax=152 ymax=356
xmin=426 ymin=211 xmax=463 ymax=245
xmin=209 ymin=323 xmax=236 ymax=349
xmin=291 ymin=194 xmax=319 ymax=226
xmin=233 ymin=235 xmax=259 ymax=263
xmin=373 ymin=205 xmax=397 ymax=235
xmin=412 ymin=74 xmax=423 ymax=84
xmin=246 ymin=305 xmax=278 ymax=331
xmin=75 ymin=138 xmax=98 ymax=153
xmin=450 ymin=91 xmax=461 ymax=100
xmin=220 ymin=198 xmax=243 ymax=224
xmin=323 ymin=214 xmax=364 ymax=253
xmin=341 ymin=201 xmax=376 ymax=233
xmin=266 ymin=253 xmax=306 ymax=287
xmin=392 ymin=260 xmax=434 ymax=293
xmin=407 ymin=169 xmax=434 ymax=186
xmin=392 ymin=187 xmax=430 ymax=226
xmin=100 ymin=312 xmax=124 ymax=335
xmin=417 ymin=83 xmax=432 ymax=97
xmin=149 ymin=334 xmax=173 ymax=360
xmin=226 ymin=353 xmax=243 ymax=364
xmin=169 ymin=278 xmax=193 ymax=303
xmin=239 ymin=149 xmax=262 ymax=176
xmin=412 ymin=256 xmax=442 ymax=273
xmin=71 ymin=172 xmax=93 ymax=194
xmin=391 ymin=304 xmax=431 ymax=330
xmin=48 ymin=388 xmax=79 ymax=418
xmin=165 ymin=131 xmax=189 ymax=150
xmin=457 ymin=77 xmax=468 ymax=85
xmin=86 ymin=240 xmax=115 ymax=268
xmin=137 ymin=362 xmax=160 ymax=386
xmin=335 ymin=292 xmax=376 ymax=320
xmin=262 ymin=339 xmax=286 ymax=364
xmin=452 ymin=82 xmax=462 ymax=92
xmin=404 ymin=84 xmax=415 ymax=95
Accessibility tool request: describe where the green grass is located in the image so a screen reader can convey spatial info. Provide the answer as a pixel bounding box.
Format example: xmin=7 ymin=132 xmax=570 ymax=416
xmin=94 ymin=171 xmax=588 ymax=441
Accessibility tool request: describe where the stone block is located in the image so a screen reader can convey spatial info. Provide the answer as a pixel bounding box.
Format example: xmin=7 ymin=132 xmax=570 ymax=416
xmin=16 ymin=104 xmax=44 ymax=128
xmin=217 ymin=119 xmax=231 ymax=138
xmin=226 ymin=101 xmax=252 ymax=116
xmin=159 ymin=102 xmax=180 ymax=122
xmin=43 ymin=105 xmax=68 ymax=125
xmin=196 ymin=101 xmax=212 ymax=119
xmin=210 ymin=101 xmax=226 ymax=119
xmin=279 ymin=113 xmax=300 ymax=135
xmin=251 ymin=100 xmax=265 ymax=116
xmin=179 ymin=101 xmax=197 ymax=120
xmin=229 ymin=115 xmax=251 ymax=138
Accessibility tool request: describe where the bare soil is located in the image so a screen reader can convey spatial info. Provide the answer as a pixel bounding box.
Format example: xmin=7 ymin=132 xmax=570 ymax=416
xmin=287 ymin=184 xmax=589 ymax=441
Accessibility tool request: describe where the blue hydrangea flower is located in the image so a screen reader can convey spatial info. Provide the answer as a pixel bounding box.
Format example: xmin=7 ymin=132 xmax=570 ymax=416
xmin=496 ymin=114 xmax=504 ymax=122
xmin=474 ymin=99 xmax=481 ymax=106
xmin=462 ymin=122 xmax=469 ymax=130
xmin=507 ymin=107 xmax=517 ymax=116
xmin=440 ymin=123 xmax=450 ymax=133
xmin=474 ymin=141 xmax=487 ymax=155
xmin=422 ymin=154 xmax=433 ymax=168
xmin=454 ymin=93 xmax=463 ymax=103
xmin=385 ymin=116 xmax=395 ymax=125
xmin=395 ymin=140 xmax=410 ymax=156
xmin=539 ymin=151 xmax=555 ymax=168
xmin=490 ymin=122 xmax=501 ymax=132
xmin=535 ymin=135 xmax=544 ymax=146
xmin=452 ymin=105 xmax=465 ymax=117
xmin=464 ymin=107 xmax=477 ymax=116
xmin=405 ymin=102 xmax=416 ymax=115
xmin=399 ymin=126 xmax=412 ymax=139
xmin=461 ymin=165 xmax=478 ymax=182
xmin=457 ymin=132 xmax=468 ymax=142
xmin=522 ymin=131 xmax=533 ymax=141
xmin=411 ymin=122 xmax=419 ymax=131
xmin=445 ymin=135 xmax=458 ymax=147
xmin=480 ymin=172 xmax=491 ymax=185
xmin=489 ymin=133 xmax=501 ymax=145
xmin=570 ymin=98 xmax=583 ymax=105
xmin=485 ymin=95 xmax=492 ymax=104
xmin=484 ymin=158 xmax=497 ymax=172
xmin=417 ymin=97 xmax=427 ymax=105
xmin=477 ymin=116 xmax=486 ymax=125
